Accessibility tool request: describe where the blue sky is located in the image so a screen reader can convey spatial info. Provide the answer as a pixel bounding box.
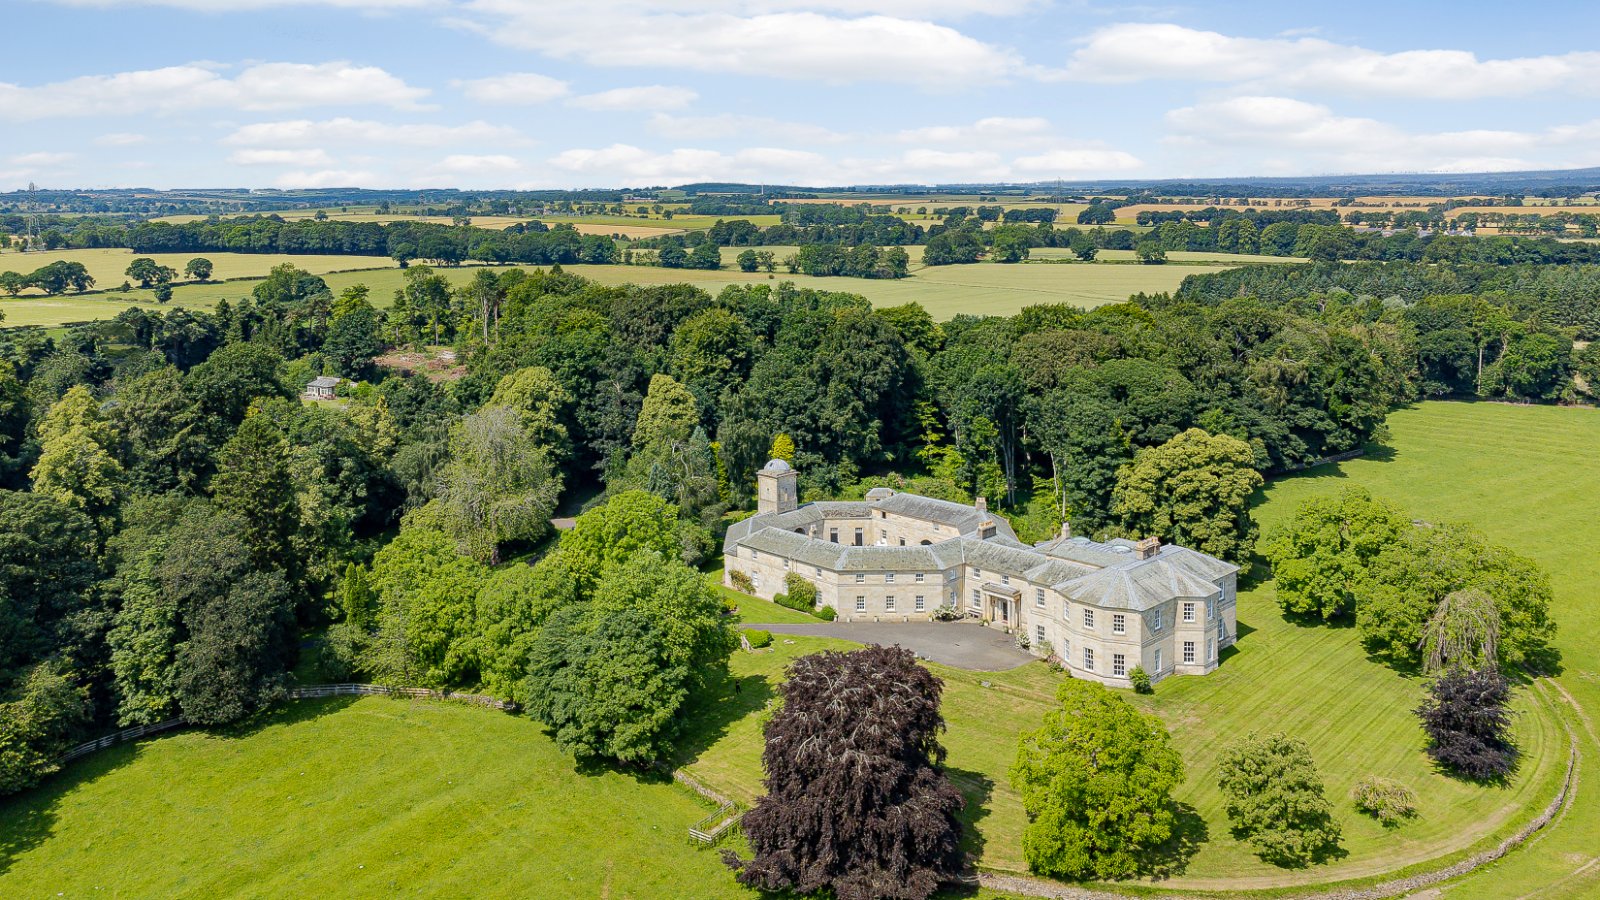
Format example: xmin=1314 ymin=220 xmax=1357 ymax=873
xmin=5 ymin=0 xmax=1600 ymax=190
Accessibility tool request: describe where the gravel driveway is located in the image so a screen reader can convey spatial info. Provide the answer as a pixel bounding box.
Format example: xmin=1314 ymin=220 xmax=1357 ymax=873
xmin=749 ymin=621 xmax=1034 ymax=671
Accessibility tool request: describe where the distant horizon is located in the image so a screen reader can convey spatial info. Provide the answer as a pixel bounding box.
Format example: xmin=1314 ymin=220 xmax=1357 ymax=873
xmin=9 ymin=162 xmax=1600 ymax=198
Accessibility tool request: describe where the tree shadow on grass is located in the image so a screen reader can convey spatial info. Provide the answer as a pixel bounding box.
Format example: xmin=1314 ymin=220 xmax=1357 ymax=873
xmin=945 ymin=766 xmax=992 ymax=867
xmin=0 ymin=736 xmax=152 ymax=876
xmin=1136 ymin=802 xmax=1208 ymax=880
xmin=668 ymin=665 xmax=777 ymax=771
xmin=224 ymin=693 xmax=364 ymax=741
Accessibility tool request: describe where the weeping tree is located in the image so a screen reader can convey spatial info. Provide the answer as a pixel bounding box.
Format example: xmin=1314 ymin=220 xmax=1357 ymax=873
xmin=726 ymin=645 xmax=965 ymax=900
xmin=1420 ymin=589 xmax=1500 ymax=674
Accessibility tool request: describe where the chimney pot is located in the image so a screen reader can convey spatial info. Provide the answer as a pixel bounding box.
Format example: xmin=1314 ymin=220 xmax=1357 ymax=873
xmin=1135 ymin=536 xmax=1161 ymax=559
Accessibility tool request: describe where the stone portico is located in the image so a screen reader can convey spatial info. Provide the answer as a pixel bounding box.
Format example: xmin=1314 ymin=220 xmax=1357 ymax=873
xmin=723 ymin=459 xmax=1239 ymax=688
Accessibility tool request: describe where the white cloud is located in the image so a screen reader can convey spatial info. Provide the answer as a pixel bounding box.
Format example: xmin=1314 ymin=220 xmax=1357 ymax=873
xmin=274 ymin=168 xmax=382 ymax=188
xmin=1063 ymin=23 xmax=1600 ymax=100
xmin=455 ymin=72 xmax=569 ymax=104
xmin=47 ymin=0 xmax=439 ymax=8
xmin=9 ymin=151 xmax=76 ymax=166
xmin=0 ymin=61 xmax=428 ymax=120
xmin=454 ymin=1 xmax=1020 ymax=85
xmin=647 ymin=113 xmax=847 ymax=143
xmin=547 ymin=143 xmax=828 ymax=185
xmin=222 ymin=117 xmax=521 ymax=147
xmin=428 ymin=154 xmax=523 ymax=175
xmin=543 ymin=140 xmax=1145 ymax=187
xmin=94 ymin=132 xmax=148 ymax=146
xmin=1163 ymin=96 xmax=1600 ymax=173
xmin=570 ymin=86 xmax=698 ymax=111
xmin=1012 ymin=148 xmax=1143 ymax=175
xmin=895 ymin=116 xmax=1052 ymax=145
xmin=228 ymin=148 xmax=337 ymax=166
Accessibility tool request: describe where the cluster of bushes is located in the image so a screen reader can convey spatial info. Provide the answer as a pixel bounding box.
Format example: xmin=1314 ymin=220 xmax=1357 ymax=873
xmin=742 ymin=628 xmax=772 ymax=649
xmin=1351 ymin=776 xmax=1418 ymax=826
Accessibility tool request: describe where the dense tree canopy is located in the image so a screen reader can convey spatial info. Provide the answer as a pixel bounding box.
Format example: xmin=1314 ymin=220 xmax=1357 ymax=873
xmin=1217 ymin=732 xmax=1343 ymax=867
xmin=1011 ymin=679 xmax=1185 ymax=880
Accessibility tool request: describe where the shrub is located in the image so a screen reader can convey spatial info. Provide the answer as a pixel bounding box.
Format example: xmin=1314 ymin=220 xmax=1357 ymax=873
xmin=1129 ymin=666 xmax=1153 ymax=694
xmin=1351 ymin=776 xmax=1418 ymax=826
xmin=814 ymin=605 xmax=837 ymax=621
xmin=784 ymin=573 xmax=818 ymax=608
xmin=728 ymin=569 xmax=754 ymax=593
xmin=933 ymin=606 xmax=963 ymax=622
xmin=743 ymin=629 xmax=773 ymax=649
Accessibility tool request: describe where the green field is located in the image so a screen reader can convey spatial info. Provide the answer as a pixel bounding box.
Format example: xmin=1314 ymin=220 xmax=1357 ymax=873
xmin=0 ymin=697 xmax=752 ymax=898
xmin=1249 ymin=403 xmax=1600 ymax=899
xmin=1 ymin=402 xmax=1585 ymax=897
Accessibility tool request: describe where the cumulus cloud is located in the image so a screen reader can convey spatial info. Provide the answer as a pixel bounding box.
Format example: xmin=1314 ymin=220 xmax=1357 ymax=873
xmin=570 ymin=86 xmax=698 ymax=111
xmin=0 ymin=62 xmax=428 ymax=120
xmin=1012 ymin=148 xmax=1143 ymax=175
xmin=1063 ymin=23 xmax=1600 ymax=100
xmin=453 ymin=1 xmax=1020 ymax=85
xmin=455 ymin=72 xmax=569 ymax=104
xmin=228 ymin=148 xmax=337 ymax=166
xmin=222 ymin=117 xmax=521 ymax=147
xmin=1163 ymin=96 xmax=1600 ymax=173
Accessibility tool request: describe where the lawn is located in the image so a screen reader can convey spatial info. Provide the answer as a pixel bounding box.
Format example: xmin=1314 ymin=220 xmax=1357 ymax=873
xmin=1245 ymin=403 xmax=1600 ymax=899
xmin=0 ymin=697 xmax=752 ymax=899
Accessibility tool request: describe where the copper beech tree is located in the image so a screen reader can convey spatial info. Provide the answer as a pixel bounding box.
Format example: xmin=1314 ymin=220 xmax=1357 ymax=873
xmin=726 ymin=645 xmax=965 ymax=900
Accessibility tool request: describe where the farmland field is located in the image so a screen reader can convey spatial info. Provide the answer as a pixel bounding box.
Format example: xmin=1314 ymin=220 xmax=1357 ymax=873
xmin=0 ymin=248 xmax=396 ymax=294
xmin=2 ymin=251 xmax=1269 ymax=329
xmin=0 ymin=403 xmax=1582 ymax=898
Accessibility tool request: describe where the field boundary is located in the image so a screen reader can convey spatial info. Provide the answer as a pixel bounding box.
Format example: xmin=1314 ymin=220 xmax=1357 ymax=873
xmin=975 ymin=680 xmax=1579 ymax=900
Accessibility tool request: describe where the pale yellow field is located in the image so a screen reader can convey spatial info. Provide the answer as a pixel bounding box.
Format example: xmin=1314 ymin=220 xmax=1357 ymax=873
xmin=0 ymin=248 xmax=396 ymax=295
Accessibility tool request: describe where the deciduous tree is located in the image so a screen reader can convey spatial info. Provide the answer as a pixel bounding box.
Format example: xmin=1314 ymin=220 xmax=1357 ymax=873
xmin=730 ymin=645 xmax=964 ymax=900
xmin=1112 ymin=428 xmax=1262 ymax=568
xmin=1217 ymin=732 xmax=1342 ymax=866
xmin=1011 ymin=679 xmax=1184 ymax=880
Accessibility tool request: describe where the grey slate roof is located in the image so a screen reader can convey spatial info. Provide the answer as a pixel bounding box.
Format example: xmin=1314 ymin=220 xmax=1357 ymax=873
xmin=726 ymin=490 xmax=1235 ymax=613
xmin=1056 ymin=557 xmax=1223 ymax=610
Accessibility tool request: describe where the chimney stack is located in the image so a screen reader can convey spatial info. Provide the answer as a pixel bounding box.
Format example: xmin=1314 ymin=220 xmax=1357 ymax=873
xmin=975 ymin=497 xmax=987 ymax=515
xmin=1059 ymin=522 xmax=1072 ymax=540
xmin=1135 ymin=536 xmax=1160 ymax=560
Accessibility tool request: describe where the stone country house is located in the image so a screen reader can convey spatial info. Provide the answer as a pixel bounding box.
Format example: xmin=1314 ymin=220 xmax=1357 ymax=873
xmin=723 ymin=459 xmax=1239 ymax=688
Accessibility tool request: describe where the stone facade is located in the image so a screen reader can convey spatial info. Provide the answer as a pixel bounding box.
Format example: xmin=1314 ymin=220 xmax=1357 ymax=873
xmin=724 ymin=460 xmax=1239 ymax=688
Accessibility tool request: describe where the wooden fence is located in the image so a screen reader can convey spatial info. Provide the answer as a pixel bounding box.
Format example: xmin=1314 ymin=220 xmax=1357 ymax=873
xmin=674 ymin=767 xmax=741 ymax=846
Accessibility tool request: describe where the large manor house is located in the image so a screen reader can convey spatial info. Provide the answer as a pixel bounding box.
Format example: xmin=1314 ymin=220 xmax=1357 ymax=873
xmin=724 ymin=459 xmax=1239 ymax=687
